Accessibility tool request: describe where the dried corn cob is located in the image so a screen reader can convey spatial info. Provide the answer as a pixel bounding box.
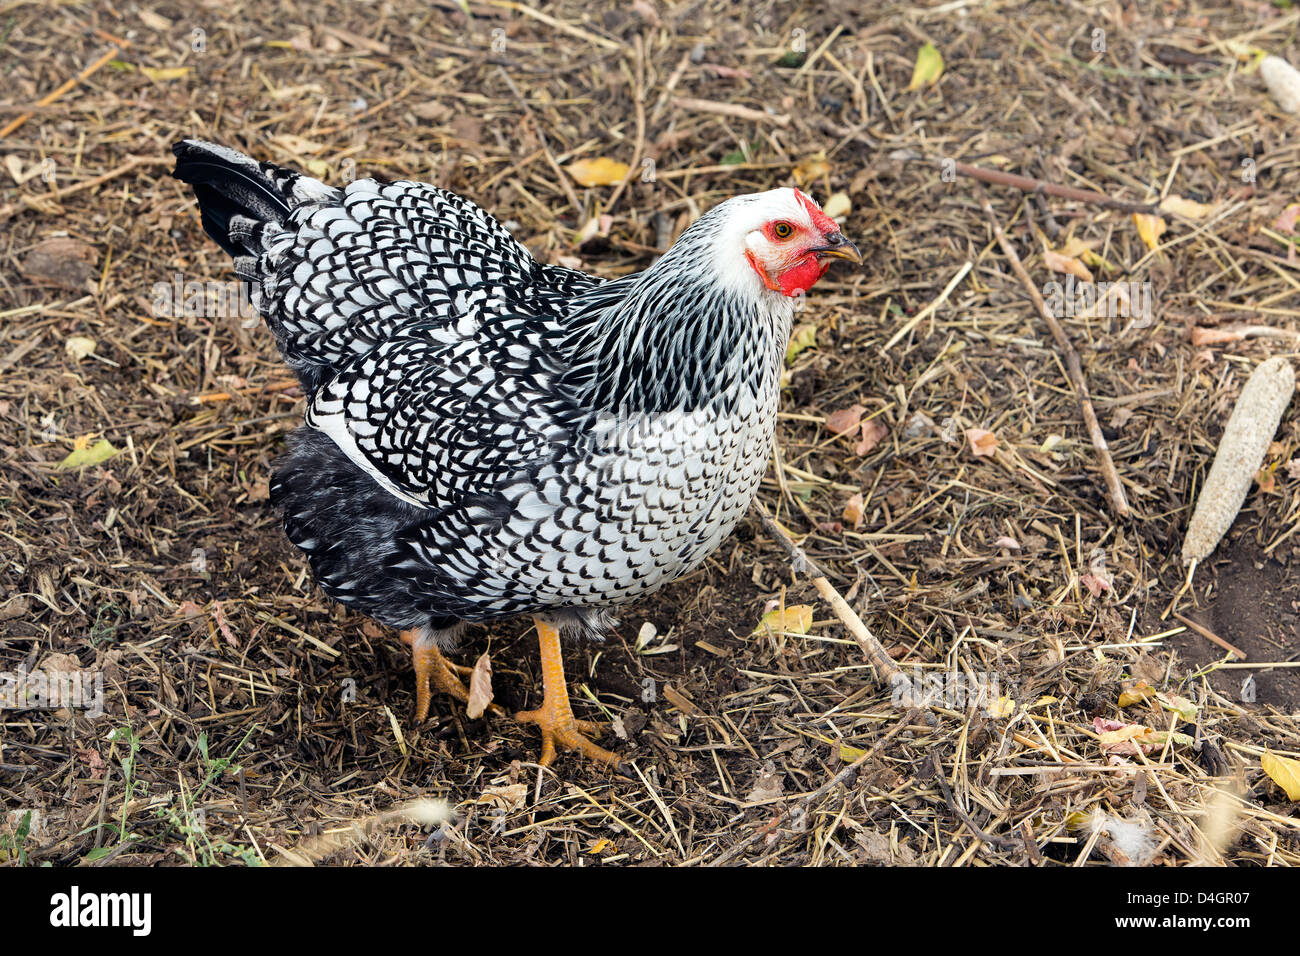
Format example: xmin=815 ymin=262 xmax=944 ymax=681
xmin=1182 ymin=356 xmax=1295 ymax=566
xmin=1261 ymin=55 xmax=1300 ymax=115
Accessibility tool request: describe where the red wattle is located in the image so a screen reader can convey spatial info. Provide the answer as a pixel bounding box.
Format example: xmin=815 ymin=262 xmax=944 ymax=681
xmin=776 ymin=255 xmax=825 ymax=297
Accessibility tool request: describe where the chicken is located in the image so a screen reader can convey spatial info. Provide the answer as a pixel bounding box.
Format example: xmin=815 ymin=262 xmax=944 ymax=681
xmin=171 ymin=139 xmax=861 ymax=770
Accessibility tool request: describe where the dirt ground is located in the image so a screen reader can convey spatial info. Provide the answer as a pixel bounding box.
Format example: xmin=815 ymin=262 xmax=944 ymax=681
xmin=2 ymin=0 xmax=1299 ymax=867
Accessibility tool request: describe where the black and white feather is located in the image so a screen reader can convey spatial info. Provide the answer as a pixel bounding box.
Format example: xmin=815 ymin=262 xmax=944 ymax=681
xmin=172 ymin=139 xmax=811 ymax=646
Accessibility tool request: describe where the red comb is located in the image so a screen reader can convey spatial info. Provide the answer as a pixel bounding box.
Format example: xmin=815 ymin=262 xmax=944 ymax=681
xmin=794 ymin=189 xmax=839 ymax=234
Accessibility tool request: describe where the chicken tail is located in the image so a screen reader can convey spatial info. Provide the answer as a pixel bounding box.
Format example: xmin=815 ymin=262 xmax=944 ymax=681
xmin=171 ymin=139 xmax=337 ymax=259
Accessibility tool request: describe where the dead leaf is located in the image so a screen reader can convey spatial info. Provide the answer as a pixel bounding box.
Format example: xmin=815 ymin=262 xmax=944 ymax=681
xmin=792 ymin=155 xmax=831 ymax=185
xmin=855 ymin=418 xmax=889 ymax=455
xmin=177 ymin=600 xmax=204 ymax=619
xmin=1094 ymin=717 xmax=1192 ymax=755
xmin=1118 ymin=679 xmax=1156 ymax=708
xmin=1261 ymin=751 xmax=1300 ymax=801
xmin=211 ymin=601 xmax=239 ymax=647
xmin=1132 ymin=213 xmax=1167 ymax=251
xmin=77 ymin=747 xmax=106 ymax=775
xmin=843 ymin=492 xmax=865 ymax=530
xmin=965 ymin=428 xmax=999 ymax=457
xmin=1044 ymin=248 xmax=1094 ymax=283
xmin=1273 ymin=202 xmax=1300 ymax=234
xmin=477 ymin=783 xmax=527 ymax=812
xmin=1080 ymin=571 xmax=1112 ymax=597
xmin=755 ymin=604 xmax=814 ymax=636
xmin=65 ymin=336 xmax=96 ymax=361
xmin=1159 ymin=195 xmax=1216 ymax=219
xmin=700 ymin=63 xmax=751 ymax=80
xmin=1155 ymin=690 xmax=1197 ymax=722
xmin=821 ymin=191 xmax=851 ymax=220
xmin=465 ymin=651 xmax=494 ymax=719
xmin=825 ymin=404 xmax=865 ymax=436
xmin=907 ymin=41 xmax=944 ymax=91
xmin=987 ymin=695 xmax=1016 ymax=718
xmin=1256 ymin=462 xmax=1279 ymax=494
xmin=21 ymin=237 xmax=98 ymax=290
xmin=566 ymin=157 xmax=630 ymax=187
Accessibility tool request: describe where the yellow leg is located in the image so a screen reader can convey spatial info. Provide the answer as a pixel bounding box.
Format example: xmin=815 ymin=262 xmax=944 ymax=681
xmin=516 ymin=619 xmax=621 ymax=769
xmin=400 ymin=629 xmax=503 ymax=722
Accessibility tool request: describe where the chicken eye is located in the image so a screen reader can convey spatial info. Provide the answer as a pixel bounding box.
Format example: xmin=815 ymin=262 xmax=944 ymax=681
xmin=772 ymin=221 xmax=794 ymax=240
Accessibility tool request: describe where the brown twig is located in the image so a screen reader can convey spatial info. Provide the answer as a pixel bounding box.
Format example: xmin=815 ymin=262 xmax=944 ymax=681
xmin=1173 ymin=612 xmax=1247 ymax=661
xmin=930 ymin=753 xmax=1018 ymax=849
xmin=753 ymin=502 xmax=902 ymax=684
xmin=0 ymin=156 xmax=171 ymax=222
xmin=979 ymin=195 xmax=1132 ymax=519
xmin=953 ymin=160 xmax=1156 ymax=214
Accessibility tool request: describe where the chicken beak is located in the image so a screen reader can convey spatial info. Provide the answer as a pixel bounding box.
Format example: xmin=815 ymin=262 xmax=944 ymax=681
xmin=812 ymin=231 xmax=863 ymax=265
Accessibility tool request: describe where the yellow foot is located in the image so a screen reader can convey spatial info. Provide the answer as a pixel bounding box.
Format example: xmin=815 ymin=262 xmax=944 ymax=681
xmin=516 ymin=706 xmax=620 ymax=768
xmin=517 ymin=618 xmax=623 ymax=770
xmin=400 ymin=629 xmax=505 ymax=722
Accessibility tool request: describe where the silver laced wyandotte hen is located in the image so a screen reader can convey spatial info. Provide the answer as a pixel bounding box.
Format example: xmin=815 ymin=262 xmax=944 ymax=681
xmin=172 ymin=139 xmax=860 ymax=771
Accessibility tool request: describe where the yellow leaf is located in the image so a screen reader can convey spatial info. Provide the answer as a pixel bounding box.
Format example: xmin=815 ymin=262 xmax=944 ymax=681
xmin=586 ymin=838 xmax=616 ymax=854
xmin=1044 ymin=248 xmax=1093 ymax=283
xmin=1118 ymin=679 xmax=1156 ymax=708
xmin=839 ymin=743 xmax=866 ymax=762
xmin=842 ymin=492 xmax=865 ymax=530
xmin=1261 ymin=751 xmax=1300 ymax=801
xmin=1159 ymin=195 xmax=1216 ymax=219
xmin=304 ymin=159 xmax=330 ymax=178
xmin=987 ymin=695 xmax=1016 ymax=718
xmin=1155 ymin=691 xmax=1197 ymax=722
xmin=755 ymin=604 xmax=814 ymax=636
xmin=821 ymin=191 xmax=851 ymax=220
xmin=139 ymin=66 xmax=192 ymax=82
xmin=792 ymin=155 xmax=831 ymax=186
xmin=1056 ymin=236 xmax=1094 ymax=258
xmin=1132 ymin=213 xmax=1167 ymax=251
xmin=785 ymin=322 xmax=817 ymax=364
xmin=565 ymin=157 xmax=629 ymax=187
xmin=58 ymin=438 xmax=117 ymax=470
xmin=908 ymin=42 xmax=944 ymax=91
xmin=1097 ymin=723 xmax=1153 ymax=753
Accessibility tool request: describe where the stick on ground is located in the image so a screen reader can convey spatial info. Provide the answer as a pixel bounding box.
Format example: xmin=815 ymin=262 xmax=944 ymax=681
xmin=754 ymin=502 xmax=901 ymax=684
xmin=980 ymin=194 xmax=1132 ymax=519
xmin=953 ymin=161 xmax=1156 ymax=214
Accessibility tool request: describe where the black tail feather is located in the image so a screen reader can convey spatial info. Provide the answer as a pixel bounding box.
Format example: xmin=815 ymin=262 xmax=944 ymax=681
xmin=171 ymin=140 xmax=293 ymax=257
